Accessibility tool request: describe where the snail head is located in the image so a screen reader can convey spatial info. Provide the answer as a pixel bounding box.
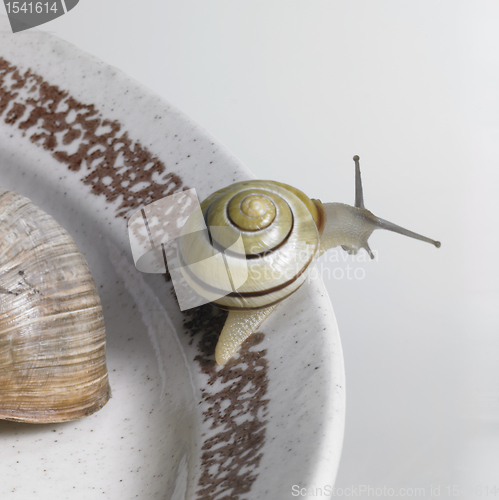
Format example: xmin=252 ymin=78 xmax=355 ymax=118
xmin=319 ymin=156 xmax=441 ymax=258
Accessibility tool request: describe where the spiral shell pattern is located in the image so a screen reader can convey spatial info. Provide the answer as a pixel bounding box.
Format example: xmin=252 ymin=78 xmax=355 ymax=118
xmin=178 ymin=180 xmax=323 ymax=310
xmin=0 ymin=189 xmax=110 ymax=423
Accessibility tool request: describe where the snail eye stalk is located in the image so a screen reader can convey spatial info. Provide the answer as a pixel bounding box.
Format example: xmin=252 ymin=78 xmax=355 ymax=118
xmin=353 ymin=155 xmax=365 ymax=209
xmin=319 ymin=156 xmax=441 ymax=257
xmin=352 ymin=155 xmax=441 ymax=249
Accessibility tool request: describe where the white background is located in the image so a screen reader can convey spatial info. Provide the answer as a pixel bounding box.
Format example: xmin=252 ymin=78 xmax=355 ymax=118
xmin=4 ymin=1 xmax=498 ymax=497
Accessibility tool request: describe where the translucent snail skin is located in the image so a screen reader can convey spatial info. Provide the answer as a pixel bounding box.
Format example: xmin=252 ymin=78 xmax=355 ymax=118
xmin=178 ymin=156 xmax=440 ymax=365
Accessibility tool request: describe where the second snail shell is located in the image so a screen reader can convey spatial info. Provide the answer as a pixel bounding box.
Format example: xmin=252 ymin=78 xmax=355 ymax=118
xmin=178 ymin=180 xmax=325 ymax=311
xmin=0 ymin=189 xmax=110 ymax=423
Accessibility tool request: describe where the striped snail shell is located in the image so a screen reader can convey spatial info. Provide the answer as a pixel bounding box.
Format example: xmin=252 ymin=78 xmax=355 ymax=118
xmin=177 ymin=156 xmax=440 ymax=365
xmin=178 ymin=180 xmax=325 ymax=312
xmin=0 ymin=189 xmax=110 ymax=423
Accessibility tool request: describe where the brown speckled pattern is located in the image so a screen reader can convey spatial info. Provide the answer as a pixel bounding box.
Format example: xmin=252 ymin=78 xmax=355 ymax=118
xmin=0 ymin=57 xmax=182 ymax=219
xmin=184 ymin=305 xmax=269 ymax=500
xmin=0 ymin=56 xmax=269 ymax=499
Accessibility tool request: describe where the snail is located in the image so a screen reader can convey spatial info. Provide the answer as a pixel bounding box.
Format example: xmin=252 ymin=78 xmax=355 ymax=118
xmin=177 ymin=156 xmax=440 ymax=365
xmin=0 ymin=188 xmax=110 ymax=423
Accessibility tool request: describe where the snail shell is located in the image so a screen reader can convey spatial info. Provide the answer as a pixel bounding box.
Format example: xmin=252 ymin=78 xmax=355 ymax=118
xmin=178 ymin=180 xmax=325 ymax=311
xmin=0 ymin=189 xmax=110 ymax=423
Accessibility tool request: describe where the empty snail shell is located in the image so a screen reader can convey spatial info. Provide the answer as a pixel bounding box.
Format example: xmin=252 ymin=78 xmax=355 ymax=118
xmin=0 ymin=188 xmax=110 ymax=423
xmin=178 ymin=156 xmax=441 ymax=365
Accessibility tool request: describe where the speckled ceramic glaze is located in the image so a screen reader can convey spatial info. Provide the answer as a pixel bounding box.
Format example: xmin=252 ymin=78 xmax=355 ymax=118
xmin=0 ymin=16 xmax=344 ymax=499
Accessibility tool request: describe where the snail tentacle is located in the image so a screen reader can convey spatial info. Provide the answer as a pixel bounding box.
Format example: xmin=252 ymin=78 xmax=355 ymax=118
xmin=318 ymin=156 xmax=440 ymax=257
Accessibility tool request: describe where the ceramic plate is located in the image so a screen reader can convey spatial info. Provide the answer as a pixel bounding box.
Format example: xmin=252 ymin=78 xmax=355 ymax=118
xmin=0 ymin=16 xmax=345 ymax=499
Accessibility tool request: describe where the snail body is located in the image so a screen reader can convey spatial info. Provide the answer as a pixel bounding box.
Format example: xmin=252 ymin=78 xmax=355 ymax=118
xmin=178 ymin=157 xmax=440 ymax=365
xmin=0 ymin=189 xmax=110 ymax=423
